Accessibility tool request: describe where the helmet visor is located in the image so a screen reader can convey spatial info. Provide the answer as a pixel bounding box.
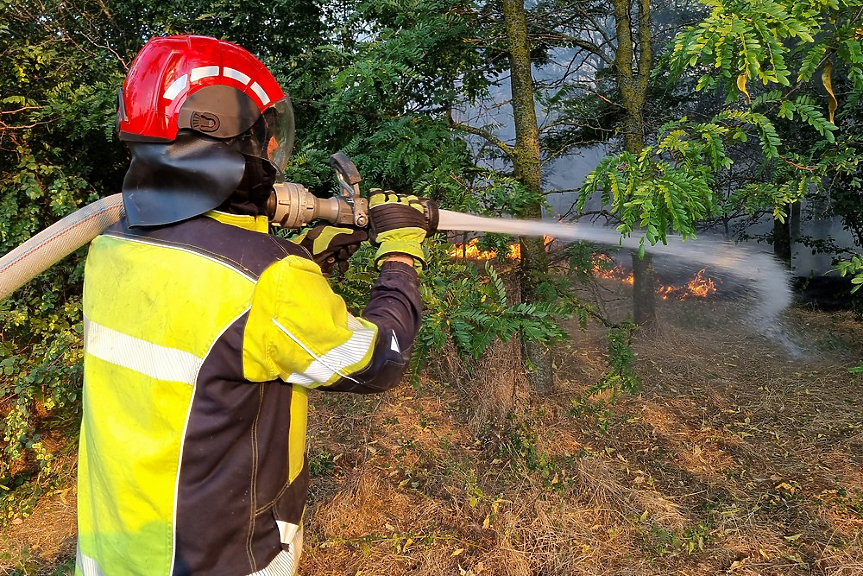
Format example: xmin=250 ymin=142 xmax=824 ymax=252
xmin=234 ymin=96 xmax=295 ymax=174
xmin=267 ymin=96 xmax=294 ymax=173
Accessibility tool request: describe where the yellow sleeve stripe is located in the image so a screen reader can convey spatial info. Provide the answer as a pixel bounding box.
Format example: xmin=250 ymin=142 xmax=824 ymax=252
xmin=84 ymin=317 xmax=203 ymax=385
xmin=272 ymin=317 xmax=377 ymax=387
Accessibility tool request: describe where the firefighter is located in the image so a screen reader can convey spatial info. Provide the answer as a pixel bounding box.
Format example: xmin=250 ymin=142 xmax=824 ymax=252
xmin=76 ymin=35 xmax=429 ymax=576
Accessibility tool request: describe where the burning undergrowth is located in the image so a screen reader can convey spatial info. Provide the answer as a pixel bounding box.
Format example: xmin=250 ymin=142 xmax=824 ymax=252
xmin=447 ymin=235 xmax=806 ymax=361
xmin=585 ymin=253 xmax=721 ymax=301
xmin=448 ymin=236 xmax=725 ymax=301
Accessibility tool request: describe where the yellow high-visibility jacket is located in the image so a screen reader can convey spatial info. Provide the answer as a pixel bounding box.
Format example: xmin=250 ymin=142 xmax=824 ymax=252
xmin=76 ymin=211 xmax=421 ymax=576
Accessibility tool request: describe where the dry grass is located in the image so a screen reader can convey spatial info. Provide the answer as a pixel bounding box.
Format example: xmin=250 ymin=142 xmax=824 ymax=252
xmin=0 ymin=453 xmax=77 ymax=575
xmin=3 ymin=282 xmax=863 ymax=576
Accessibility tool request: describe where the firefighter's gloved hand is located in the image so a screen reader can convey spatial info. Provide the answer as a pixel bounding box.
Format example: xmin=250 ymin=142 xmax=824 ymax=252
xmin=368 ymin=190 xmax=429 ymax=268
xmin=294 ymin=224 xmax=368 ymax=276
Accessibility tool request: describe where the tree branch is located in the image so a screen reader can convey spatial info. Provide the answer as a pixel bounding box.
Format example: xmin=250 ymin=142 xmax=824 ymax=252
xmin=450 ymin=120 xmax=514 ymax=159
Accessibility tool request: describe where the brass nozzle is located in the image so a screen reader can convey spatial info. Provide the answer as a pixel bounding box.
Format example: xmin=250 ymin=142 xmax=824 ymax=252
xmin=268 ymin=182 xmax=360 ymax=229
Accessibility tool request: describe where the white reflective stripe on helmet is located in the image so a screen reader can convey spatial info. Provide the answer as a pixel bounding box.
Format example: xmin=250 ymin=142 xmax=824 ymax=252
xmin=224 ymin=67 xmax=252 ymax=85
xmin=163 ymin=74 xmax=189 ymax=101
xmin=191 ymin=65 xmax=220 ymax=82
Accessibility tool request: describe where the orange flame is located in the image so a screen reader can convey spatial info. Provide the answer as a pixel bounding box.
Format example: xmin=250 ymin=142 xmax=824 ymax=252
xmin=657 ymin=268 xmax=716 ymax=300
xmin=686 ymin=267 xmax=717 ymax=298
xmin=448 ymin=237 xmax=553 ymax=261
xmin=449 ymin=246 xmax=716 ymax=299
xmin=447 ymin=238 xmax=519 ymax=260
xmin=585 ymin=256 xmax=716 ymax=299
xmin=592 ymin=254 xmax=634 ymax=284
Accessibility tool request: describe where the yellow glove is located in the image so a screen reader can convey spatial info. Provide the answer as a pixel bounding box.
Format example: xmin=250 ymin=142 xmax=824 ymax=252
xmin=293 ymin=224 xmax=368 ymax=276
xmin=368 ymin=190 xmax=429 ymax=268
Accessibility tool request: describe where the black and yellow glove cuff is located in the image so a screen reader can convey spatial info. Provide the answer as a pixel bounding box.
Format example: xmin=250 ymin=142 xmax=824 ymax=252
xmin=374 ymin=237 xmax=427 ymax=270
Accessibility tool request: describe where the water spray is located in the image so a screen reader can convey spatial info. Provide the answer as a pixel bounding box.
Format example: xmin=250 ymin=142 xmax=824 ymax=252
xmin=440 ymin=210 xmax=795 ymax=349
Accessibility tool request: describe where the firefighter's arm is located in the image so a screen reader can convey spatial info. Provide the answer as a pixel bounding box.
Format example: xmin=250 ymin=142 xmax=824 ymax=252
xmin=326 ymin=258 xmax=421 ymax=392
xmin=241 ymin=255 xmax=419 ymax=392
xmin=243 ymin=193 xmax=428 ymax=391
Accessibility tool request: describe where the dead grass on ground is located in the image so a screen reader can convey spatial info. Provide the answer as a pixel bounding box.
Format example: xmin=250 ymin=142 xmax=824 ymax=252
xmin=0 ymin=452 xmax=77 ymax=575
xmin=2 ymin=282 xmax=862 ymax=576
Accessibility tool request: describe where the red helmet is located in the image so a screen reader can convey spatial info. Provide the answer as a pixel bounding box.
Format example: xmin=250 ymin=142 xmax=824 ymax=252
xmin=119 ymin=36 xmax=294 ymax=227
xmin=118 ymin=35 xmax=294 ymax=172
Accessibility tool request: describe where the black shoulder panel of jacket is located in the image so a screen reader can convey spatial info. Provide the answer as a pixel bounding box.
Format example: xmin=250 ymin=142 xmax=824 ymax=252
xmin=106 ymin=215 xmax=309 ymax=279
xmin=321 ymin=261 xmax=422 ymax=394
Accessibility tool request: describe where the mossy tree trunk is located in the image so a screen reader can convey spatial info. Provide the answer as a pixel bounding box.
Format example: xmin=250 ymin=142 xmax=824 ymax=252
xmin=613 ymin=0 xmax=656 ymax=328
xmin=613 ymin=0 xmax=651 ymax=154
xmin=502 ymin=0 xmax=553 ymax=394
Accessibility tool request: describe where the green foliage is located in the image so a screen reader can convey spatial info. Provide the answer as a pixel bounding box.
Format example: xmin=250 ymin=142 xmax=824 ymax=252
xmin=417 ymin=246 xmax=570 ymax=367
xmin=665 ymin=0 xmax=863 ymax=273
xmin=567 ymin=320 xmax=639 ymax=432
xmin=637 ymin=517 xmax=713 ymax=557
xmin=476 ymin=233 xmax=518 ymax=263
xmin=577 ymin=117 xmax=737 ymax=250
xmin=669 ymin=0 xmax=814 ymax=90
xmin=0 ymin=0 xmax=122 ymax=482
xmin=835 ymin=255 xmax=863 ymax=293
xmin=597 ymin=322 xmax=640 ymax=395
xmin=308 ymin=449 xmax=336 ymax=478
xmin=667 ymin=0 xmax=863 ymax=100
xmin=289 ymin=0 xmax=489 ymax=193
xmin=496 ymin=415 xmax=561 ymax=481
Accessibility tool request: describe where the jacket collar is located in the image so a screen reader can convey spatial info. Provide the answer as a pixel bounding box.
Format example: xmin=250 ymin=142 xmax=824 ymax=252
xmin=206 ymin=210 xmax=269 ymax=233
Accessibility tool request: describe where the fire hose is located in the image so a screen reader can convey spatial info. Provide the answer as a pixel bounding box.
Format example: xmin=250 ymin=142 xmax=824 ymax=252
xmin=0 ymin=194 xmax=125 ymax=301
xmin=1 ymin=152 xmax=448 ymax=301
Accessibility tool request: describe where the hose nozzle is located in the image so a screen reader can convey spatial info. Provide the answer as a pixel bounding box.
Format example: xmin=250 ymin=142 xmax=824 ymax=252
xmin=267 ymin=182 xmax=367 ymax=229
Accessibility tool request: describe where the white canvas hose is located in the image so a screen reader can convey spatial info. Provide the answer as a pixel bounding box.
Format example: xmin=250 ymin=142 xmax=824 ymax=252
xmin=0 ymin=194 xmax=124 ymax=301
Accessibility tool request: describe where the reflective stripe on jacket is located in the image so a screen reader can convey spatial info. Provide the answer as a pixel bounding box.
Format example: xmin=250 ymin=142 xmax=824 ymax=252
xmin=76 ymin=211 xmax=421 ymax=576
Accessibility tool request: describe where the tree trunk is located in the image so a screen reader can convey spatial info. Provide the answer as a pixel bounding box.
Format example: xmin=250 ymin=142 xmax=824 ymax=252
xmin=632 ymin=252 xmax=658 ymax=332
xmin=773 ymin=217 xmax=792 ymax=265
xmin=612 ymin=0 xmax=651 ymax=154
xmin=502 ymin=0 xmax=553 ymax=394
xmin=774 ymin=201 xmax=800 ymax=267
xmin=613 ymin=0 xmax=656 ymax=328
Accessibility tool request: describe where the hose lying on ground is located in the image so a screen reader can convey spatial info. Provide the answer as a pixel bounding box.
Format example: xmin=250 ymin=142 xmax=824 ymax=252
xmin=0 ymin=194 xmax=124 ymax=301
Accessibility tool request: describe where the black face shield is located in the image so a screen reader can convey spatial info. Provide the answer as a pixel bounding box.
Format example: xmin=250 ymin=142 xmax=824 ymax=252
xmin=121 ymin=90 xmax=295 ymax=227
xmin=122 ymin=131 xmax=246 ymax=228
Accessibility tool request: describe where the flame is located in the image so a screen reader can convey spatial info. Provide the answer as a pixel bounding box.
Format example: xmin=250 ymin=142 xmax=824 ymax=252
xmin=592 ymin=254 xmax=634 ymax=284
xmin=448 ymin=237 xmax=553 ymax=261
xmin=657 ymin=268 xmax=716 ymax=300
xmin=585 ymin=256 xmax=717 ymax=300
xmin=447 ymin=238 xmax=519 ymax=260
xmin=686 ymin=268 xmax=717 ymax=298
xmin=449 ymin=245 xmax=716 ymax=300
